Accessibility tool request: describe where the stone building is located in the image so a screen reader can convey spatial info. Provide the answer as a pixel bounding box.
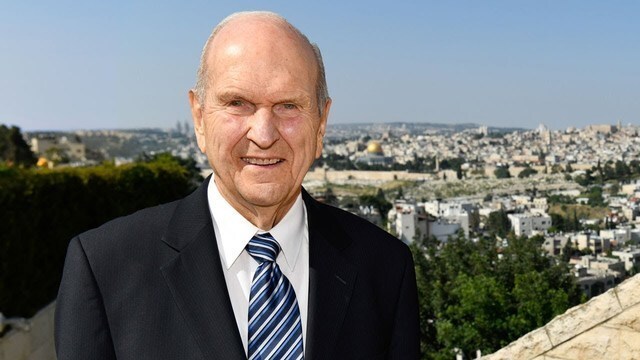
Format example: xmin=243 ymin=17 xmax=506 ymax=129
xmin=30 ymin=135 xmax=86 ymax=162
xmin=508 ymin=213 xmax=552 ymax=237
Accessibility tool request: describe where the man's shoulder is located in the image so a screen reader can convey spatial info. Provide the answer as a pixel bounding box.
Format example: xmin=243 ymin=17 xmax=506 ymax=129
xmin=306 ymin=195 xmax=410 ymax=260
xmin=76 ymin=200 xmax=180 ymax=256
xmin=316 ymin=201 xmax=392 ymax=236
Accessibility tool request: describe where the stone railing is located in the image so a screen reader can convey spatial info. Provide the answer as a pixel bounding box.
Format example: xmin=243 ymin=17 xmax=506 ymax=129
xmin=0 ymin=302 xmax=55 ymax=360
xmin=483 ymin=273 xmax=640 ymax=359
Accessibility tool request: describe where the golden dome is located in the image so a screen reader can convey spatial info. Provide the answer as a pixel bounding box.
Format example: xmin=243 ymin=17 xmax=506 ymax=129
xmin=366 ymin=141 xmax=383 ymax=154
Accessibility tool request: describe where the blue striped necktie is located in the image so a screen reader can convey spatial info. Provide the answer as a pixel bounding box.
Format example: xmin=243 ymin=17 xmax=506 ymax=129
xmin=247 ymin=233 xmax=304 ymax=360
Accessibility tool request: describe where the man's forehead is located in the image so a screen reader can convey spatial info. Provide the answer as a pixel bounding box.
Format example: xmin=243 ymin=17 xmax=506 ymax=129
xmin=212 ymin=16 xmax=290 ymax=47
xmin=207 ymin=27 xmax=317 ymax=89
xmin=222 ymin=44 xmax=243 ymax=58
xmin=208 ymin=16 xmax=315 ymax=66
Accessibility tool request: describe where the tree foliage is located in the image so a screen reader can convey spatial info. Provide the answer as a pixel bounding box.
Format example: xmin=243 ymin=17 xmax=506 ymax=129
xmin=438 ymin=157 xmax=465 ymax=172
xmin=486 ymin=209 xmax=511 ymax=237
xmin=411 ymin=232 xmax=583 ymax=359
xmin=0 ymin=124 xmax=37 ymax=167
xmin=494 ymin=166 xmax=511 ymax=179
xmin=548 ymin=211 xmax=581 ymax=233
xmin=585 ymin=186 xmax=606 ymax=207
xmin=517 ymin=167 xmax=538 ymax=179
xmin=0 ymin=154 xmax=200 ymax=317
xmin=312 ymin=153 xmax=356 ymax=170
xmin=358 ymin=188 xmax=392 ymax=224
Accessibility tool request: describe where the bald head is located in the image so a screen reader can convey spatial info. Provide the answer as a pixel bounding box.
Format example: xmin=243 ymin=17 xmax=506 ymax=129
xmin=194 ymin=11 xmax=329 ymax=116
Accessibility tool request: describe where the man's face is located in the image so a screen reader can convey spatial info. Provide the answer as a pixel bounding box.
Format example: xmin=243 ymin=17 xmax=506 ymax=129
xmin=190 ymin=19 xmax=330 ymax=220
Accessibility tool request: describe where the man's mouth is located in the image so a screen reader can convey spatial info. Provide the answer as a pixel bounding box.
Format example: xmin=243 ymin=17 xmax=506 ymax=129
xmin=241 ymin=157 xmax=283 ymax=166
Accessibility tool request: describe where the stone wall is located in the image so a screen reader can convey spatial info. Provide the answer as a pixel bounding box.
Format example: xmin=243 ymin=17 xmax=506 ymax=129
xmin=304 ymin=168 xmax=432 ymax=182
xmin=0 ymin=303 xmax=55 ymax=360
xmin=483 ymin=273 xmax=640 ymax=360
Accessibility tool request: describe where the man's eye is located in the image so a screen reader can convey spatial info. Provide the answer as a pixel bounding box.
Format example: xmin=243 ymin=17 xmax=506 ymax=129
xmin=274 ymin=103 xmax=300 ymax=118
xmin=225 ymin=99 xmax=254 ymax=115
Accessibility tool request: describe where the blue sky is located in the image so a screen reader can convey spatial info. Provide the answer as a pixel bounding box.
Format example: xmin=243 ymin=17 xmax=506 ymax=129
xmin=1 ymin=1 xmax=638 ymax=131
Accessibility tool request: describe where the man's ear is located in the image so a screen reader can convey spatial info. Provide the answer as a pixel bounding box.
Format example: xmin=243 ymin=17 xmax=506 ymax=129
xmin=189 ymin=90 xmax=206 ymax=152
xmin=315 ymin=98 xmax=331 ymax=159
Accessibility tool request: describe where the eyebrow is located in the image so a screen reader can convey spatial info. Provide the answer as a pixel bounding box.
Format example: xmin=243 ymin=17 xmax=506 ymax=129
xmin=216 ymin=90 xmax=312 ymax=107
xmin=215 ymin=91 xmax=247 ymax=103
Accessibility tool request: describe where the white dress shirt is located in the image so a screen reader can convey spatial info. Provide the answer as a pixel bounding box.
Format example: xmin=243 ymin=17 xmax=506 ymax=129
xmin=206 ymin=179 xmax=309 ymax=356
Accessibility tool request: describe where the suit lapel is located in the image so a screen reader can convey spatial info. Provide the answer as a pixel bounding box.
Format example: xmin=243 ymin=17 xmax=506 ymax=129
xmin=160 ymin=177 xmax=246 ymax=360
xmin=303 ymin=190 xmax=357 ymax=360
xmin=158 ymin=182 xmax=357 ymax=359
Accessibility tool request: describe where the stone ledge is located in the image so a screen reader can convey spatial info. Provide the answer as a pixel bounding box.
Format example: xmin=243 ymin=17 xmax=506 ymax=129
xmin=481 ymin=327 xmax=553 ymax=359
xmin=613 ymin=273 xmax=640 ymax=310
xmin=545 ymin=325 xmax=640 ymax=359
xmin=603 ymin=303 xmax=640 ymax=332
xmin=483 ymin=274 xmax=640 ymax=360
xmin=545 ymin=290 xmax=621 ymax=346
xmin=0 ymin=302 xmax=55 ymax=360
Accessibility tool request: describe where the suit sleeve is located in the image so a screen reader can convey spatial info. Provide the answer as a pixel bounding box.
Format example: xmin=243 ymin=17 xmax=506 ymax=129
xmin=388 ymin=248 xmax=421 ymax=359
xmin=55 ymin=236 xmax=117 ymax=360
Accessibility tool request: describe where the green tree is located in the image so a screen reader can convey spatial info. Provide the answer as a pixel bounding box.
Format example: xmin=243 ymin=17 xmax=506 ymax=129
xmin=571 ymin=209 xmax=581 ymax=231
xmin=436 ymin=274 xmax=509 ymax=355
xmin=486 ymin=209 xmax=511 ymax=237
xmin=509 ymin=271 xmax=571 ymax=335
xmin=439 ymin=157 xmax=465 ymax=171
xmin=0 ymin=124 xmax=37 ymax=167
xmin=359 ymin=188 xmax=392 ymax=223
xmin=574 ymin=170 xmax=595 ymax=186
xmin=315 ymin=153 xmax=356 ymax=170
xmin=614 ymin=160 xmax=630 ymax=179
xmin=469 ymin=209 xmax=481 ymax=233
xmin=0 ymin=155 xmax=199 ymax=318
xmin=586 ymin=186 xmax=606 ymax=207
xmin=602 ymin=162 xmax=615 ymax=181
xmin=517 ymin=167 xmax=538 ymax=179
xmin=608 ymin=183 xmax=620 ymax=196
xmin=548 ymin=194 xmax=574 ymax=205
xmin=561 ymin=240 xmax=575 ymax=263
xmin=494 ymin=166 xmax=511 ymax=179
xmin=565 ymin=163 xmax=573 ymax=173
xmin=410 ymin=231 xmax=583 ymax=359
xmin=549 ymin=213 xmax=565 ymax=232
xmin=630 ymin=160 xmax=640 ymax=175
xmin=410 ymin=232 xmax=440 ymax=357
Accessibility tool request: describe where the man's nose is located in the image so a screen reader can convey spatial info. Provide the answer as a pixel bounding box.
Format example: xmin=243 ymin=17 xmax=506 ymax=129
xmin=246 ymin=108 xmax=280 ymax=149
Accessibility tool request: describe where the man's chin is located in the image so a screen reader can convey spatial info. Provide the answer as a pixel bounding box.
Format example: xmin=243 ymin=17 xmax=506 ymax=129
xmin=239 ymin=183 xmax=299 ymax=208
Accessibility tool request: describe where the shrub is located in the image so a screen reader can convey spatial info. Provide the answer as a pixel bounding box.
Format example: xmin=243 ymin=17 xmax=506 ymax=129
xmin=0 ymin=156 xmax=200 ymax=317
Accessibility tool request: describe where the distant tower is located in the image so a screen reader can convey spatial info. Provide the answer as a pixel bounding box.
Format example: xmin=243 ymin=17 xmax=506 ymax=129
xmin=537 ymin=123 xmax=551 ymax=145
xmin=537 ymin=123 xmax=548 ymax=134
xmin=182 ymin=119 xmax=191 ymax=135
xmin=381 ymin=130 xmax=390 ymax=141
xmin=435 ymin=155 xmax=440 ymax=172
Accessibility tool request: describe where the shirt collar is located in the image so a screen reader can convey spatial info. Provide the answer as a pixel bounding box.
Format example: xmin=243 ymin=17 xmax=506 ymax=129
xmin=207 ymin=178 xmax=305 ymax=272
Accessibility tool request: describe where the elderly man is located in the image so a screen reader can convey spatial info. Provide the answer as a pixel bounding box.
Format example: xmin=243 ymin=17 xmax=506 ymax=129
xmin=55 ymin=11 xmax=419 ymax=360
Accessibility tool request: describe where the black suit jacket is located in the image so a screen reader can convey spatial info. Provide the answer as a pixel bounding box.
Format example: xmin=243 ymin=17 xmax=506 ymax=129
xmin=55 ymin=177 xmax=420 ymax=359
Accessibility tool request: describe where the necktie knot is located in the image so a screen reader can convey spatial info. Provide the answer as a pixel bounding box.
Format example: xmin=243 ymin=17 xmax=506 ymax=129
xmin=247 ymin=233 xmax=280 ymax=264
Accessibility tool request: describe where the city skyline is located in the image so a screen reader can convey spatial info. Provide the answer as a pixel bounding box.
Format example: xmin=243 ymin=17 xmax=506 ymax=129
xmin=1 ymin=1 xmax=638 ymax=131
